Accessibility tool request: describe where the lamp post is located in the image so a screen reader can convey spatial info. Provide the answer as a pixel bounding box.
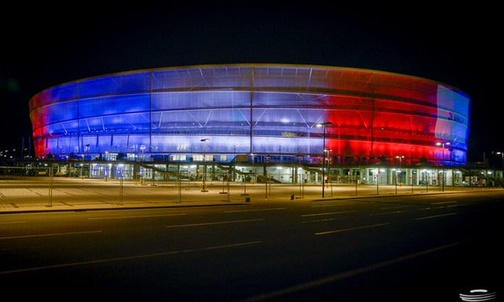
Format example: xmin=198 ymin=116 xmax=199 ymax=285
xmin=200 ymin=138 xmax=210 ymax=192
xmin=436 ymin=141 xmax=451 ymax=192
xmin=80 ymin=154 xmax=84 ymax=178
xmin=317 ymin=122 xmax=333 ymax=197
xmin=376 ymin=169 xmax=380 ymax=195
xmin=139 ymin=144 xmax=145 ymax=182
xmin=393 ymin=168 xmax=398 ymax=194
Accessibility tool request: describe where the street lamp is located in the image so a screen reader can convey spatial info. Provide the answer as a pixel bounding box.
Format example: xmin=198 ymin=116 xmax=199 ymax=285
xmin=200 ymin=138 xmax=210 ymax=192
xmin=436 ymin=141 xmax=451 ymax=192
xmin=317 ymin=121 xmax=333 ymax=197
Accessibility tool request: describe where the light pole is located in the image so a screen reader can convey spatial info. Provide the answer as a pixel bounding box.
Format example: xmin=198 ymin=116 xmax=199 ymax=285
xmin=317 ymin=121 xmax=333 ymax=197
xmin=80 ymin=154 xmax=84 ymax=178
xmin=200 ymin=138 xmax=210 ymax=192
xmin=376 ymin=169 xmax=380 ymax=195
xmin=393 ymin=168 xmax=398 ymax=194
xmin=436 ymin=141 xmax=450 ymax=192
xmin=139 ymin=144 xmax=145 ymax=183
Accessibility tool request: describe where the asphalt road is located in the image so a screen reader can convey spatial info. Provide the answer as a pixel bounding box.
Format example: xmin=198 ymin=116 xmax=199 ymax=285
xmin=1 ymin=191 xmax=503 ymax=301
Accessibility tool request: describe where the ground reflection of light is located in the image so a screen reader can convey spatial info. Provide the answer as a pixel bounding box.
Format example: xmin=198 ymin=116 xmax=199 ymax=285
xmin=459 ymin=288 xmax=497 ymax=302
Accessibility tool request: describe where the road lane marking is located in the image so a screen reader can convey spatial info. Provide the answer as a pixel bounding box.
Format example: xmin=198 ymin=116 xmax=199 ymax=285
xmin=0 ymin=230 xmax=103 ymax=240
xmin=314 ymin=223 xmax=390 ymax=236
xmin=301 ymin=217 xmax=339 ymax=224
xmin=225 ymin=208 xmax=286 ymax=213
xmin=380 ymin=205 xmax=410 ymax=210
xmin=0 ymin=240 xmax=262 ymax=275
xmin=369 ymin=211 xmax=406 ymax=216
xmin=241 ymin=242 xmax=460 ymax=302
xmin=166 ymin=218 xmax=264 ymax=228
xmin=312 ymin=204 xmax=348 ymax=208
xmin=415 ymin=212 xmax=457 ymax=220
xmin=88 ymin=213 xmax=186 ymax=220
xmin=445 ymin=204 xmax=461 ymax=208
xmin=301 ymin=211 xmax=356 ymax=217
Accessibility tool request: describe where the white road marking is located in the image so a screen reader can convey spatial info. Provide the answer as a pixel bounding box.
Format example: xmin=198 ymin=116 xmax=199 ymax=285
xmin=380 ymin=205 xmax=410 ymax=210
xmin=0 ymin=240 xmax=262 ymax=275
xmin=0 ymin=230 xmax=102 ymax=240
xmin=241 ymin=242 xmax=460 ymax=301
xmin=369 ymin=211 xmax=406 ymax=216
xmin=314 ymin=223 xmax=390 ymax=236
xmin=415 ymin=212 xmax=457 ymax=220
xmin=224 ymin=208 xmax=286 ymax=213
xmin=166 ymin=218 xmax=264 ymax=228
xmin=301 ymin=211 xmax=356 ymax=217
xmin=88 ymin=213 xmax=186 ymax=220
xmin=301 ymin=217 xmax=339 ymax=224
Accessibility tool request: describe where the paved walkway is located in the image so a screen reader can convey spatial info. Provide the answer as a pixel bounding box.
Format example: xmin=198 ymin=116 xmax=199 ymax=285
xmin=0 ymin=176 xmax=500 ymax=214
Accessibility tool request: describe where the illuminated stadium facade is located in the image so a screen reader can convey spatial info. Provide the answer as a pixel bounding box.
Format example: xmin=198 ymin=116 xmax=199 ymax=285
xmin=28 ymin=64 xmax=471 ymax=185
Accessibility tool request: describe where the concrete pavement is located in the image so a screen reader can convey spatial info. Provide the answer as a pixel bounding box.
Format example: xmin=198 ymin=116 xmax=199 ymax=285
xmin=0 ymin=176 xmax=499 ymax=214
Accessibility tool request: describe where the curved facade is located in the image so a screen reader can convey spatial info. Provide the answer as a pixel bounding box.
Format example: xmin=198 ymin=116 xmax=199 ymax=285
xmin=29 ymin=64 xmax=470 ymax=166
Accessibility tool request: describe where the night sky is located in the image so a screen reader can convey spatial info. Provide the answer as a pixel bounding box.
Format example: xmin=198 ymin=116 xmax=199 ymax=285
xmin=1 ymin=3 xmax=501 ymax=162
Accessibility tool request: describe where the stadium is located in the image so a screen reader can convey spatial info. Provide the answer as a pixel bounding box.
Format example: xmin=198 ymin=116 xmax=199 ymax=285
xmin=28 ymin=64 xmax=471 ymax=186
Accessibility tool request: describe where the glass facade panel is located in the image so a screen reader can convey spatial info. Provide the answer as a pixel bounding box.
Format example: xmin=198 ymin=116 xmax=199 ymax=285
xmin=29 ymin=64 xmax=470 ymax=166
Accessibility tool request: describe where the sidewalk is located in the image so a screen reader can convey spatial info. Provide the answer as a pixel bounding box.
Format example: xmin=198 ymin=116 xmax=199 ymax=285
xmin=0 ymin=177 xmax=499 ymax=214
